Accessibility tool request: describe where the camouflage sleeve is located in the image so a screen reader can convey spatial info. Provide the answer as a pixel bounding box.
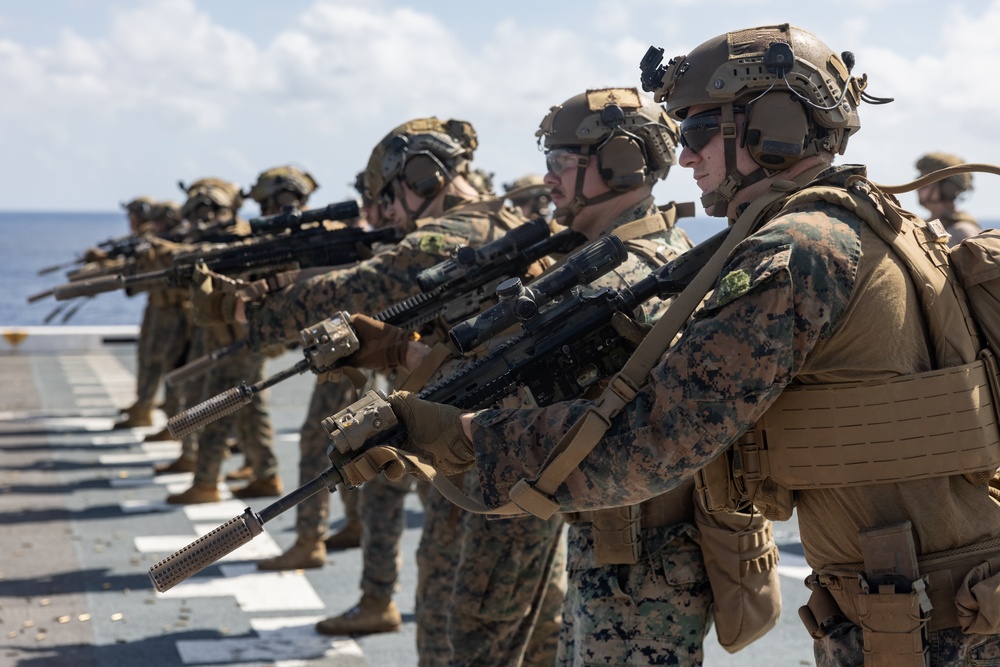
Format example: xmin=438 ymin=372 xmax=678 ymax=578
xmin=244 ymin=230 xmax=463 ymax=348
xmin=469 ymin=203 xmax=862 ymax=510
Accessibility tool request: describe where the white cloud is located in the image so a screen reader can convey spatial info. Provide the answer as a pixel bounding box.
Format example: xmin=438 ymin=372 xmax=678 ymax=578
xmin=1 ymin=0 xmax=999 ymax=226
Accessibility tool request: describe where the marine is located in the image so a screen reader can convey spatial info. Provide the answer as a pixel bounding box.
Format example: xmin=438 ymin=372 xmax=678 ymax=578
xmin=382 ymin=24 xmax=1000 ymax=666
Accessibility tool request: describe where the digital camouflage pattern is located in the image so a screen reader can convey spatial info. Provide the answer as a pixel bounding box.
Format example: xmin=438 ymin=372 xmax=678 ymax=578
xmin=415 ymin=483 xmax=463 ymax=666
xmin=465 ymin=166 xmax=1000 ymax=662
xmin=552 ymin=197 xmax=714 ymax=666
xmin=244 ymin=201 xmax=515 ymax=349
xmin=412 ymin=339 xmax=564 ymax=666
xmin=445 ymin=196 xmax=702 ymax=667
xmin=559 ymin=524 xmax=711 ymax=666
xmin=445 ymin=470 xmax=567 ymax=667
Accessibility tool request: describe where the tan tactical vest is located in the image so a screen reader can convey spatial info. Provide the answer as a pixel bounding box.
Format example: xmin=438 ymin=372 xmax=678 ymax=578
xmin=696 ymin=178 xmax=1000 ymax=522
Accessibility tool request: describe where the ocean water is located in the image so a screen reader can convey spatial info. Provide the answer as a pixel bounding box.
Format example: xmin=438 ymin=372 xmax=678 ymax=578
xmin=0 ymin=211 xmax=146 ymax=326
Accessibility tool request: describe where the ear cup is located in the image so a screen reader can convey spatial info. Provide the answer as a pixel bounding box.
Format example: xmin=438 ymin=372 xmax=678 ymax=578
xmin=744 ymin=93 xmax=809 ymax=170
xmin=402 ymin=154 xmax=447 ymax=198
xmin=597 ymin=135 xmax=647 ymax=192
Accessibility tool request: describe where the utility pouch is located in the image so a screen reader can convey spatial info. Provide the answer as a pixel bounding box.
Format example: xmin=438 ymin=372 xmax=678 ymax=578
xmin=798 ymin=574 xmax=845 ymax=639
xmin=694 ymin=446 xmax=744 ymax=514
xmin=591 ymin=504 xmax=642 ymax=565
xmin=694 ymin=497 xmax=781 ymax=652
xmin=694 ymin=436 xmax=796 ymax=521
xmin=955 ymin=554 xmax=1000 ymax=634
xmin=857 ymin=521 xmax=931 ymax=666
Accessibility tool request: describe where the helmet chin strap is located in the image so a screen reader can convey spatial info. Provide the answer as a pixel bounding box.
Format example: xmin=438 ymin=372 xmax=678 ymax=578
xmin=551 ymin=152 xmax=621 ymax=227
xmin=703 ymin=104 xmax=768 ymax=219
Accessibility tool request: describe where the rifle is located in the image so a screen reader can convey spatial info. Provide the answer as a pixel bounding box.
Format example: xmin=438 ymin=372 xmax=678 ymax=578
xmin=249 ymin=200 xmax=360 ymax=234
xmin=50 ymin=224 xmax=403 ymax=301
xmin=147 ymin=228 xmax=727 ymax=592
xmin=163 ymin=217 xmax=586 ymax=391
xmin=36 ymin=233 xmax=148 ymax=276
xmin=165 ymin=230 xmax=617 ymax=439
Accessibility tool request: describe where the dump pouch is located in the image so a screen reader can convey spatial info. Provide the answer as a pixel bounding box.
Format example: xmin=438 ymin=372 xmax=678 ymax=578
xmin=693 ymin=496 xmax=781 ymax=653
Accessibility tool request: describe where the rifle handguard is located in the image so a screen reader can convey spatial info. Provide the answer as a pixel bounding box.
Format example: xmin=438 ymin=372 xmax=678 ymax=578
xmin=53 ymin=274 xmax=125 ymax=300
xmin=167 ymin=383 xmax=254 ymax=439
xmin=148 ymin=507 xmax=263 ymax=593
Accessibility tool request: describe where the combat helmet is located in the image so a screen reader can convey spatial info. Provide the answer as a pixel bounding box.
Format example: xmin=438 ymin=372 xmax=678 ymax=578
xmin=247 ymin=165 xmax=319 ymax=215
xmin=364 ymin=117 xmax=478 ymax=222
xmin=503 ymin=174 xmax=552 ymax=218
xmin=467 ymin=167 xmax=496 ymax=196
xmin=149 ymin=201 xmax=183 ymax=232
xmin=536 ymin=87 xmax=678 ymax=221
xmin=179 ymin=177 xmax=244 ymax=225
xmin=639 ymin=24 xmax=889 ymax=217
xmin=121 ymin=196 xmax=155 ymax=219
xmin=916 ymin=152 xmax=973 ymax=201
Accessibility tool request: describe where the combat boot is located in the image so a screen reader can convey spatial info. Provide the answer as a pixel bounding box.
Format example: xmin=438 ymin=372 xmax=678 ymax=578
xmin=257 ymin=537 xmax=326 ymax=571
xmin=113 ymin=402 xmax=154 ymax=429
xmin=166 ymin=483 xmax=221 ymax=504
xmin=154 ymin=456 xmax=196 ymax=475
xmin=324 ymin=519 xmax=362 ymax=551
xmin=225 ymin=466 xmax=254 ymax=481
xmin=144 ymin=427 xmax=175 ymax=442
xmin=314 ymin=594 xmax=401 ymax=636
xmin=231 ymin=476 xmax=283 ymax=499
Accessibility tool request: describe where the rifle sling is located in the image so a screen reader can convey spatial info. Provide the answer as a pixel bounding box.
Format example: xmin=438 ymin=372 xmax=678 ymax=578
xmin=397 ymin=342 xmax=455 ymax=393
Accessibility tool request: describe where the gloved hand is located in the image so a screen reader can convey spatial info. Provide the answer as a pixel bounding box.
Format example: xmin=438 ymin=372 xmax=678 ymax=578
xmin=386 ymin=391 xmax=475 ymax=476
xmin=611 ymin=311 xmax=653 ymax=346
xmin=191 ymin=261 xmax=243 ymax=326
xmin=343 ymin=313 xmax=415 ymax=371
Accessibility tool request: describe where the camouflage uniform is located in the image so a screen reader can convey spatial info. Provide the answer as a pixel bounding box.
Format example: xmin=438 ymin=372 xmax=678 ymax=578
xmin=545 ymin=198 xmax=714 ymax=666
xmin=244 ymin=196 xmax=527 ymax=654
xmin=464 ymin=166 xmax=1000 ymax=664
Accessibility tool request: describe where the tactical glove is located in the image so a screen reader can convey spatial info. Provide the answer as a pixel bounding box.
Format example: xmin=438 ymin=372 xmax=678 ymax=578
xmin=191 ymin=261 xmax=242 ymax=326
xmin=344 ymin=314 xmax=414 ymax=371
xmin=386 ymin=391 xmax=475 ymax=476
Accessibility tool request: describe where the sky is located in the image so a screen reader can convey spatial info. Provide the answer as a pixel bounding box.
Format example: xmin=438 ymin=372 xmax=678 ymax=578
xmin=2 ymin=0 xmax=1000 ymax=226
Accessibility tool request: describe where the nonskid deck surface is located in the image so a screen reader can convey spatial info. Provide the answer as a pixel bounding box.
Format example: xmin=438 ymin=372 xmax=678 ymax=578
xmin=0 ymin=331 xmax=811 ymax=666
